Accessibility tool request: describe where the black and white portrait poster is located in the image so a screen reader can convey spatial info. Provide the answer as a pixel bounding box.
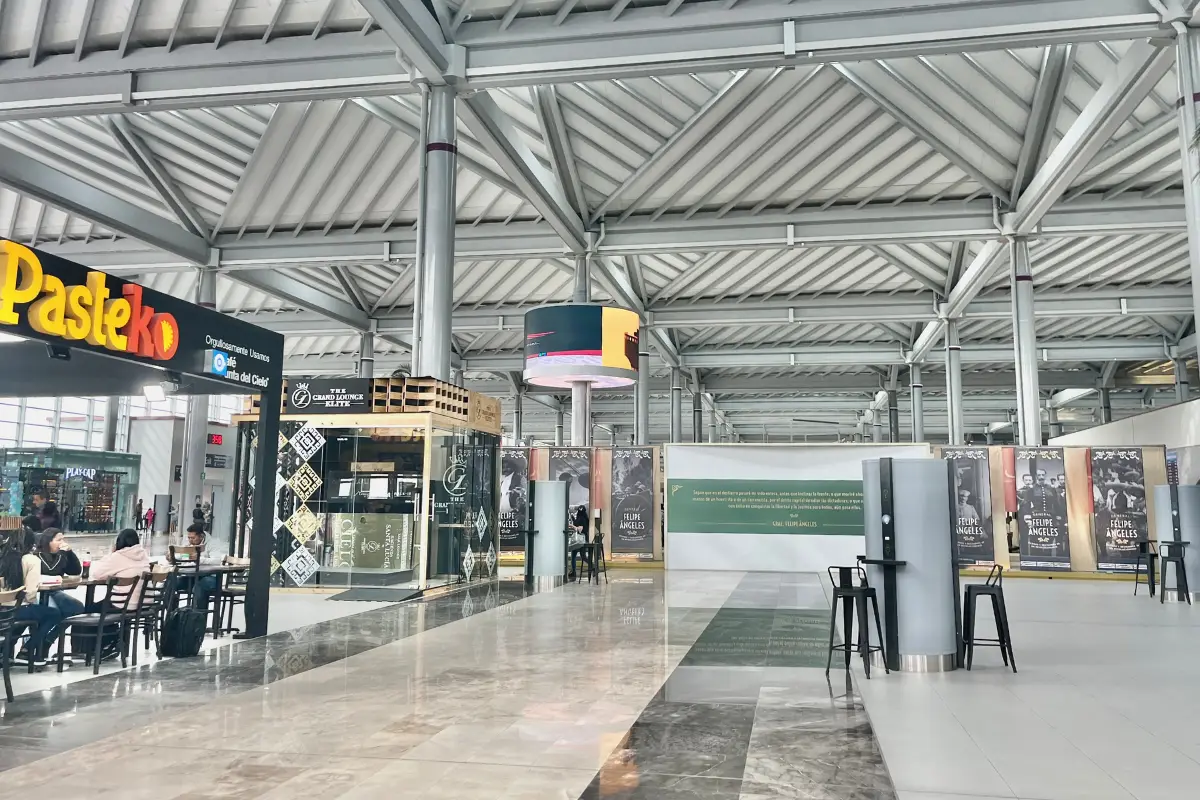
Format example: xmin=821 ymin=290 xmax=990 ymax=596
xmin=945 ymin=448 xmax=994 ymax=566
xmin=611 ymin=448 xmax=655 ymax=555
xmin=548 ymin=448 xmax=591 ymax=534
xmin=1090 ymin=448 xmax=1147 ymax=572
xmin=499 ymin=448 xmax=529 ymax=551
xmin=1016 ymin=448 xmax=1071 ymax=571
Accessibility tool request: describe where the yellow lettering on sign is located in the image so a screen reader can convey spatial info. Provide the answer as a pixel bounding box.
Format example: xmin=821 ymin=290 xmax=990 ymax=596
xmin=101 ymin=298 xmax=131 ymax=351
xmin=0 ymin=241 xmax=43 ymax=325
xmin=65 ymin=283 xmax=91 ymax=340
xmin=29 ymin=275 xmax=67 ymax=337
xmin=84 ymin=271 xmax=110 ymax=347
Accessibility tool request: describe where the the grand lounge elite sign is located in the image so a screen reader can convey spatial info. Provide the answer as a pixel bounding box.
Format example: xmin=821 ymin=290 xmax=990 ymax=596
xmin=0 ymin=239 xmax=283 ymax=391
xmin=287 ymin=379 xmax=372 ymax=413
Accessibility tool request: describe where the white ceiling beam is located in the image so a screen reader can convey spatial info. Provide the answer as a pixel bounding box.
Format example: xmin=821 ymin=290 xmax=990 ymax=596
xmin=0 ymin=143 xmax=210 ymax=264
xmin=107 ymin=117 xmax=211 ymax=241
xmin=356 ymin=0 xmax=454 ymax=83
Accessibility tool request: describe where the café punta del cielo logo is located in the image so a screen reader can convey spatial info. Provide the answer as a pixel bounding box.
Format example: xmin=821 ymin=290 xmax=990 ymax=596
xmin=1 ymin=240 xmax=179 ymax=360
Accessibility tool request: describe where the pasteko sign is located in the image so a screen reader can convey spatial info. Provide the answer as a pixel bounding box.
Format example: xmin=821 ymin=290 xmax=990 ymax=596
xmin=0 ymin=239 xmax=283 ymax=392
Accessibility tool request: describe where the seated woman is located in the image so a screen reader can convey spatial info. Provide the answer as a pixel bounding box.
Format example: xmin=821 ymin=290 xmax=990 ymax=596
xmin=0 ymin=525 xmax=65 ymax=667
xmin=88 ymin=529 xmax=151 ymax=610
xmin=35 ymin=528 xmax=84 ymax=618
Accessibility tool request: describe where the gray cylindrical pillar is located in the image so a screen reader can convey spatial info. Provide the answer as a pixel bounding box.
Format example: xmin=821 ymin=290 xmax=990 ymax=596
xmin=1175 ymin=358 xmax=1190 ymax=403
xmin=871 ymin=408 xmax=883 ymax=442
xmin=1046 ymin=401 xmax=1062 ymax=439
xmin=571 ymin=382 xmax=590 ymax=446
xmin=357 ymin=331 xmax=375 ymax=378
xmin=1172 ymin=28 xmax=1200 ymax=357
xmin=985 ymin=430 xmax=995 ymax=445
xmin=1010 ymin=236 xmax=1041 ymax=445
xmin=513 ymin=388 xmax=523 ymax=445
xmin=103 ymin=396 xmax=120 ymax=452
xmin=1100 ymin=387 xmax=1113 ymax=424
xmin=670 ymin=368 xmax=682 ymax=443
xmin=554 ymin=409 xmax=564 ymax=446
xmin=181 ymin=267 xmax=217 ymax=529
xmin=692 ymin=391 xmax=703 ymax=442
xmin=910 ymin=365 xmax=925 ymax=443
xmin=887 ymin=389 xmax=899 ymax=443
xmin=863 ymin=458 xmax=958 ymax=671
xmin=635 ymin=351 xmax=650 ymax=445
xmin=1154 ymin=484 xmax=1200 ymax=602
xmin=411 ymin=85 xmax=431 ymax=376
xmin=708 ymin=404 xmax=717 ymax=444
xmin=416 ymin=84 xmax=456 ymax=381
xmin=945 ymin=322 xmax=964 ymax=446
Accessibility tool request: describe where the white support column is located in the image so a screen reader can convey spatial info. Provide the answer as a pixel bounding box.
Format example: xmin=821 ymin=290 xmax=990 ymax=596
xmin=910 ymin=365 xmax=925 ymax=443
xmin=181 ymin=268 xmax=216 ymax=519
xmin=871 ymin=408 xmax=883 ymax=442
xmin=416 ymin=84 xmax=457 ymax=381
xmin=945 ymin=321 xmax=964 ymax=446
xmin=357 ymin=331 xmax=375 ymax=378
xmin=708 ymin=403 xmax=717 ymax=444
xmin=554 ymin=410 xmax=564 ymax=446
xmin=887 ymin=389 xmax=899 ymax=442
xmin=1046 ymin=400 xmax=1063 ymax=439
xmin=1175 ymin=358 xmax=1191 ymax=403
xmin=1010 ymin=236 xmax=1042 ymax=445
xmin=571 ymin=383 xmax=590 ymax=447
xmin=635 ymin=351 xmax=650 ymax=445
xmin=692 ymin=391 xmax=703 ymax=443
xmin=1172 ymin=25 xmax=1200 ymax=342
xmin=103 ymin=396 xmax=120 ymax=452
xmin=670 ymin=368 xmax=682 ymax=443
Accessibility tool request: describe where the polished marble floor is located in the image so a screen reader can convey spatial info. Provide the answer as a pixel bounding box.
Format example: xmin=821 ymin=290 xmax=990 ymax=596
xmin=0 ymin=571 xmax=895 ymax=799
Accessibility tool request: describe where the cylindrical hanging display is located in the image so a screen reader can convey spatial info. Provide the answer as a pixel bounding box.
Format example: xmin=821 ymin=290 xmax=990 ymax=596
xmin=523 ymin=304 xmax=640 ymax=388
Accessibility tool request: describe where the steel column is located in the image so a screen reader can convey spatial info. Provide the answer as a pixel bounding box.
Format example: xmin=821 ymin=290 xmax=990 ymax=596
xmin=416 ymin=84 xmax=457 ymax=380
xmin=357 ymin=331 xmax=375 ymax=378
xmin=708 ymin=404 xmax=717 ymax=443
xmin=1174 ymin=27 xmax=1200 ymax=349
xmin=945 ymin=321 xmax=964 ymax=445
xmin=670 ymin=368 xmax=683 ymax=443
xmin=513 ymin=388 xmax=524 ymax=444
xmin=554 ymin=409 xmax=564 ymax=446
xmin=181 ymin=268 xmax=216 ymax=523
xmin=1046 ymin=401 xmax=1063 ymax=439
xmin=1175 ymin=358 xmax=1191 ymax=403
xmin=243 ymin=381 xmax=281 ymax=638
xmin=887 ymin=389 xmax=899 ymax=442
xmin=1010 ymin=236 xmax=1042 ymax=445
xmin=871 ymin=409 xmax=883 ymax=442
xmin=636 ymin=351 xmax=650 ymax=445
xmin=571 ymin=383 xmax=590 ymax=446
xmin=1100 ymin=387 xmax=1113 ymax=423
xmin=692 ymin=391 xmax=703 ymax=443
xmin=411 ymin=84 xmax=430 ymax=375
xmin=103 ymin=396 xmax=120 ymax=452
xmin=910 ymin=365 xmax=925 ymax=443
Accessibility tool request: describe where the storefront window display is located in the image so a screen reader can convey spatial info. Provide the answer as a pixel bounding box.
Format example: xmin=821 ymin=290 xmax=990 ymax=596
xmin=0 ymin=447 xmax=140 ymax=534
xmin=233 ymin=417 xmax=500 ymax=592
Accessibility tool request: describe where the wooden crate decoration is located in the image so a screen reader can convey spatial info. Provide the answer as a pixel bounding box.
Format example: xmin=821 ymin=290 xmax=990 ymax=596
xmin=370 ymin=378 xmax=405 ymax=412
xmin=468 ymin=392 xmax=503 ymax=435
xmin=402 ymin=377 xmax=469 ymax=418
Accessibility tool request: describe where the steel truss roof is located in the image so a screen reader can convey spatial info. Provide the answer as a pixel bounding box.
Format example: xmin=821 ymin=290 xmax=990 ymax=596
xmin=0 ymin=0 xmax=1198 ymax=442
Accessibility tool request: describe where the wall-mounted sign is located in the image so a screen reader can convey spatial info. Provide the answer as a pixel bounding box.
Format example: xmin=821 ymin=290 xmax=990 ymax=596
xmin=0 ymin=239 xmax=283 ymax=391
xmin=207 ymin=433 xmax=224 ymax=446
xmin=204 ymin=454 xmax=229 ymax=469
xmin=64 ymin=466 xmax=97 ymax=481
xmin=288 ymin=379 xmax=371 ymax=413
xmin=351 ymin=462 xmax=395 ymax=473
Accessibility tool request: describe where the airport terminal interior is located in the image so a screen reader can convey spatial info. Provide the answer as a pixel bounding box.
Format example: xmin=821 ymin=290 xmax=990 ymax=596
xmin=3 ymin=1 xmax=1200 ymax=799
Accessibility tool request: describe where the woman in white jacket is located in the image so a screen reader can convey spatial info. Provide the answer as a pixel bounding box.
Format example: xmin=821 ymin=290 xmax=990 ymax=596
xmin=88 ymin=529 xmax=152 ymax=609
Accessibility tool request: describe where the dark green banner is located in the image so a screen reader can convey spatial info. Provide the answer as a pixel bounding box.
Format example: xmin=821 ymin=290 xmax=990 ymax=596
xmin=667 ymin=479 xmax=864 ymax=535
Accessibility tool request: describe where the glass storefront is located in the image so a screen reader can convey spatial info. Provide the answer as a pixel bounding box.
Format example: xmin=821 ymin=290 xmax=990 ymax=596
xmin=234 ymin=415 xmax=500 ymax=592
xmin=0 ymin=447 xmax=140 ymax=534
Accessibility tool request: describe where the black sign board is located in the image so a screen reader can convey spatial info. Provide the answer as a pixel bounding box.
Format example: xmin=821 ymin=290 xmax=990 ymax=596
xmin=610 ymin=448 xmax=654 ymax=554
xmin=205 ymin=453 xmax=229 ymax=469
xmin=0 ymin=239 xmax=283 ymax=392
xmin=287 ymin=378 xmax=372 ymax=413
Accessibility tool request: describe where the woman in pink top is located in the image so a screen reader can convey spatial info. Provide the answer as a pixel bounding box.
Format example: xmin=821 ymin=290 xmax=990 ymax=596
xmin=89 ymin=529 xmax=152 ymax=609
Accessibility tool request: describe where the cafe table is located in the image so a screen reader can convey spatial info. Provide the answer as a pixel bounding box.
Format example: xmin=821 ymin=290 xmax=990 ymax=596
xmin=155 ymin=562 xmax=249 ymax=638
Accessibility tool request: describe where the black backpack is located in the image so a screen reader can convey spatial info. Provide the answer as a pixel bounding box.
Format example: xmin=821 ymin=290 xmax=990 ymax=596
xmin=160 ymin=608 xmax=207 ymax=657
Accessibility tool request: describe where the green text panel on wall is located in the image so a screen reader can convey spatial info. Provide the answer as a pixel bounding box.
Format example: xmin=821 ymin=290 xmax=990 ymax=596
xmin=667 ymin=479 xmax=864 ymax=536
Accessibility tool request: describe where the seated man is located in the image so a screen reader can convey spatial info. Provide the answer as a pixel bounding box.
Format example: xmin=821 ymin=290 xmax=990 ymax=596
xmin=182 ymin=524 xmax=221 ymax=610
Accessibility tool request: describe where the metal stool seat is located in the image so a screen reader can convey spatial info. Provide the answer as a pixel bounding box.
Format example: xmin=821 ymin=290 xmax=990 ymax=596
xmin=963 ymin=565 xmax=1016 ymax=672
xmin=825 ymin=566 xmax=888 ymax=679
xmin=1133 ymin=540 xmax=1157 ymax=597
xmin=1159 ymin=541 xmax=1191 ymax=605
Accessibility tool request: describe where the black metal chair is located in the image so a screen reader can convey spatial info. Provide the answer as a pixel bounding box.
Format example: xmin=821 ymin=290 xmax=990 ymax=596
xmin=963 ymin=565 xmax=1017 ymax=672
xmin=217 ymin=557 xmax=249 ymax=636
xmin=168 ymin=545 xmax=203 ymax=609
xmin=131 ymin=568 xmax=175 ymax=663
xmin=1159 ymin=541 xmax=1191 ymax=605
xmin=59 ymin=576 xmax=140 ymax=674
xmin=1133 ymin=540 xmax=1157 ymax=597
xmin=0 ymin=589 xmax=24 ymax=701
xmin=825 ymin=565 xmax=887 ymax=679
xmin=583 ymin=532 xmax=608 ymax=585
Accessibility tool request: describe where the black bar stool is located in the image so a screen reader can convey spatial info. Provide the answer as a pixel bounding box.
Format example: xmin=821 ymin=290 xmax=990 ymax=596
xmin=1133 ymin=540 xmax=1157 ymax=597
xmin=1159 ymin=541 xmax=1191 ymax=605
xmin=825 ymin=565 xmax=887 ymax=679
xmin=963 ymin=565 xmax=1016 ymax=673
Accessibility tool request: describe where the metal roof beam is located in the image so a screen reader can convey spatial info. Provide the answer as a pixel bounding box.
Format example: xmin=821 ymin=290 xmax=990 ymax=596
xmin=231 ymin=270 xmax=371 ymax=333
xmin=458 ymin=91 xmax=587 ymax=252
xmin=107 ymin=117 xmax=211 ymax=241
xmin=0 ymin=143 xmax=210 ymax=264
xmin=353 ymin=0 xmax=453 ymax=84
